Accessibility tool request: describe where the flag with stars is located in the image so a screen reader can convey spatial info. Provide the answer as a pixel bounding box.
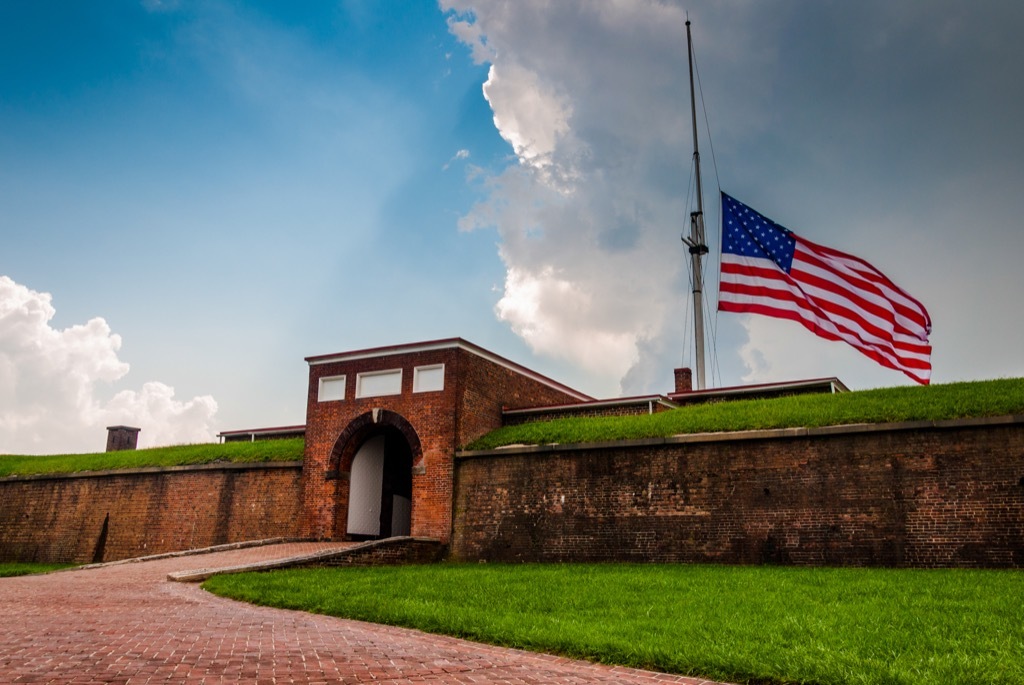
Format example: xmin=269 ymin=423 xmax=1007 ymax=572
xmin=718 ymin=192 xmax=932 ymax=384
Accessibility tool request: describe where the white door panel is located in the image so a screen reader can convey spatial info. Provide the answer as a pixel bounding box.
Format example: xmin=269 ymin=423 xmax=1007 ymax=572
xmin=347 ymin=435 xmax=385 ymax=536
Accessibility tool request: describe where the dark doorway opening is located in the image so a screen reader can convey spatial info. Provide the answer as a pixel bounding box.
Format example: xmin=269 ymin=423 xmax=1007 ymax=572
xmin=346 ymin=427 xmax=413 ymax=539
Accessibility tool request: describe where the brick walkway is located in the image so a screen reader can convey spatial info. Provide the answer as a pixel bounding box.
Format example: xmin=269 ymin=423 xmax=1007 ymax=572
xmin=0 ymin=543 xmax=731 ymax=684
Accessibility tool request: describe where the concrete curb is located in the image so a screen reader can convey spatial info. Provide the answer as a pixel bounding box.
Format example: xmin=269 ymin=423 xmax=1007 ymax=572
xmin=167 ymin=537 xmax=443 ymax=582
xmin=70 ymin=537 xmax=308 ymax=572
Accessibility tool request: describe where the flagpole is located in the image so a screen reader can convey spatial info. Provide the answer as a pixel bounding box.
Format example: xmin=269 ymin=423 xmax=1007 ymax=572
xmin=684 ymin=19 xmax=709 ymax=390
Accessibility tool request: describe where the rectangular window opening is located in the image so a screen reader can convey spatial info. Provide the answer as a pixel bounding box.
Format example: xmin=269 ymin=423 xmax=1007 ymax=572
xmin=356 ymin=369 xmax=403 ymax=398
xmin=413 ymin=364 xmax=445 ymax=393
xmin=318 ymin=375 xmax=347 ymax=402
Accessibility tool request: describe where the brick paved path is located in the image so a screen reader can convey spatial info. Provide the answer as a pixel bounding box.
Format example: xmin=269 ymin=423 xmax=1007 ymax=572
xmin=0 ymin=543 xmax=730 ymax=684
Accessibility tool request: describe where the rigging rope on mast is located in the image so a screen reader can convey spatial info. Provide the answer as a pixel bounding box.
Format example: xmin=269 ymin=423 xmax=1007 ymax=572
xmin=681 ymin=152 xmax=697 ymax=373
xmin=689 ymin=22 xmax=724 ymax=389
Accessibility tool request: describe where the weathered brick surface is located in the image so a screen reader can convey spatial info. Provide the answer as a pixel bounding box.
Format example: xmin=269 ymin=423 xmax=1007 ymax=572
xmin=451 ymin=419 xmax=1024 ymax=568
xmin=0 ymin=463 xmax=303 ymax=564
xmin=311 ymin=537 xmax=446 ymax=567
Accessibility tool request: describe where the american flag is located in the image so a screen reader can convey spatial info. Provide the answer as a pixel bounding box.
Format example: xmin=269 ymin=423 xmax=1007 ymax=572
xmin=718 ymin=192 xmax=932 ymax=384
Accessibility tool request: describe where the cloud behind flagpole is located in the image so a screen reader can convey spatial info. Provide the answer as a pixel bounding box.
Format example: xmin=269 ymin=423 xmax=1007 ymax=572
xmin=443 ymin=0 xmax=691 ymax=395
xmin=443 ymin=0 xmax=1024 ymax=393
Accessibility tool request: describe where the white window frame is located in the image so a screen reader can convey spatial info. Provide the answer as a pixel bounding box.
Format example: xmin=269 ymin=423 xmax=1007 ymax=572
xmin=317 ymin=375 xmax=347 ymax=402
xmin=355 ymin=368 xmax=403 ymax=398
xmin=413 ymin=363 xmax=445 ymax=393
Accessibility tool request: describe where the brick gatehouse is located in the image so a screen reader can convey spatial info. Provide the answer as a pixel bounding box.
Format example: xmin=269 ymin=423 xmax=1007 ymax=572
xmin=299 ymin=338 xmax=593 ymax=543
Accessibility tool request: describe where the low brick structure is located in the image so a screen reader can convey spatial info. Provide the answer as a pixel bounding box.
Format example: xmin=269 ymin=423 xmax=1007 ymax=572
xmin=105 ymin=425 xmax=141 ymax=452
xmin=301 ymin=338 xmax=592 ymax=544
xmin=451 ymin=417 xmax=1024 ymax=567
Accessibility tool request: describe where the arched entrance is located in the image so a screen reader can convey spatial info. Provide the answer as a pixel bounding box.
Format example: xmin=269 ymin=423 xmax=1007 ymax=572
xmin=347 ymin=428 xmax=413 ymax=538
xmin=329 ymin=410 xmax=422 ymax=540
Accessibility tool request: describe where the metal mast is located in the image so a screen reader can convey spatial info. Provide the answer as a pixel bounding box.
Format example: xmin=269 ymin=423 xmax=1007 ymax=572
xmin=683 ymin=19 xmax=709 ymax=390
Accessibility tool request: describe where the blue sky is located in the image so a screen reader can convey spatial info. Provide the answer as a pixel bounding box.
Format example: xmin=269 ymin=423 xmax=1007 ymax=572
xmin=3 ymin=1 xmax=1024 ymax=453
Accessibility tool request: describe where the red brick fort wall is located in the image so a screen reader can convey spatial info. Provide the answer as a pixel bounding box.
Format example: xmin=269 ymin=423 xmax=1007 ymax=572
xmin=452 ymin=417 xmax=1024 ymax=568
xmin=0 ymin=463 xmax=303 ymax=564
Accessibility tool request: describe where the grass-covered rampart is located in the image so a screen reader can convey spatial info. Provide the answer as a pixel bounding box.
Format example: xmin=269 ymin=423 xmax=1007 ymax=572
xmin=465 ymin=378 xmax=1024 ymax=450
xmin=204 ymin=563 xmax=1024 ymax=685
xmin=0 ymin=437 xmax=304 ymax=478
xmin=5 ymin=379 xmax=1023 ymax=474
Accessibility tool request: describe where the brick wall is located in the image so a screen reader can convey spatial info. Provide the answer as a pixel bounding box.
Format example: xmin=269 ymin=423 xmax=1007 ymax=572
xmin=0 ymin=463 xmax=303 ymax=564
xmin=311 ymin=537 xmax=445 ymax=567
xmin=3 ymin=417 xmax=1023 ymax=568
xmin=451 ymin=417 xmax=1024 ymax=568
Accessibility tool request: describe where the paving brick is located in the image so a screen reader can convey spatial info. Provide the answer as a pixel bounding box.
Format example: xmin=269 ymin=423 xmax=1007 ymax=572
xmin=0 ymin=543 xmax=733 ymax=684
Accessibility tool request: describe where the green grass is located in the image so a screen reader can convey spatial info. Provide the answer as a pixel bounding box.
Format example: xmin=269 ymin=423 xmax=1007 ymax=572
xmin=0 ymin=562 xmax=75 ymax=577
xmin=0 ymin=438 xmax=304 ymax=477
xmin=204 ymin=563 xmax=1024 ymax=685
xmin=467 ymin=378 xmax=1024 ymax=450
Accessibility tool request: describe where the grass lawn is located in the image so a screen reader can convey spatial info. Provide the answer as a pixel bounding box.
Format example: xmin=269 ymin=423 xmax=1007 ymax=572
xmin=466 ymin=378 xmax=1024 ymax=450
xmin=204 ymin=563 xmax=1024 ymax=685
xmin=0 ymin=562 xmax=75 ymax=577
xmin=0 ymin=437 xmax=304 ymax=477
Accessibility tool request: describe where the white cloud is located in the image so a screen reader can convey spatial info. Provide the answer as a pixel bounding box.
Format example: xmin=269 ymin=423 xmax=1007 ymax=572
xmin=496 ymin=265 xmax=638 ymax=378
xmin=445 ymin=0 xmax=1024 ymax=395
xmin=102 ymin=382 xmax=218 ymax=449
xmin=0 ymin=276 xmax=218 ymax=455
xmin=443 ymin=148 xmax=471 ymax=170
xmin=482 ymin=63 xmax=573 ymax=172
xmin=445 ymin=0 xmax=690 ymax=394
xmin=442 ymin=5 xmax=495 ymax=63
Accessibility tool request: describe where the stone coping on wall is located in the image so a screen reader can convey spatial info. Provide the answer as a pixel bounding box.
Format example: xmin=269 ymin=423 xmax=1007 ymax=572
xmin=0 ymin=460 xmax=303 ymax=482
xmin=456 ymin=414 xmax=1024 ymax=458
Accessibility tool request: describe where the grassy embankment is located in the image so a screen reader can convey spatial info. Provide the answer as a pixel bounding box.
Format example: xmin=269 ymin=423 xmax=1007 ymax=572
xmin=0 ymin=437 xmax=304 ymax=477
xmin=466 ymin=377 xmax=1024 ymax=450
xmin=2 ymin=379 xmax=1022 ymax=473
xmin=204 ymin=563 xmax=1024 ymax=685
xmin=0 ymin=562 xmax=75 ymax=577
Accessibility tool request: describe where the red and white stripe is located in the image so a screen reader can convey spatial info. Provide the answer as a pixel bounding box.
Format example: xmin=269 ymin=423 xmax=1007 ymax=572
xmin=720 ymin=235 xmax=932 ymax=384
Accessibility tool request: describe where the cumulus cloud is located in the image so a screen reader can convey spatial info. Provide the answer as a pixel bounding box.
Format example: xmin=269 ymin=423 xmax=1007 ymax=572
xmin=444 ymin=9 xmax=495 ymax=63
xmin=0 ymin=276 xmax=217 ymax=454
xmin=443 ymin=0 xmax=1024 ymax=394
xmin=482 ymin=63 xmax=573 ymax=172
xmin=443 ymin=148 xmax=471 ymax=170
xmin=444 ymin=0 xmax=690 ymax=394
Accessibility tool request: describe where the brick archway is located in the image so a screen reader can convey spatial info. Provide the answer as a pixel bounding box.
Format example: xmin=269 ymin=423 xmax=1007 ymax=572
xmin=328 ymin=410 xmax=423 ymax=539
xmin=328 ymin=409 xmax=423 ymax=475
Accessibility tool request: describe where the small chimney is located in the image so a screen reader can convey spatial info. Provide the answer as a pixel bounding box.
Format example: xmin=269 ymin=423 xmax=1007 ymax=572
xmin=673 ymin=367 xmax=693 ymax=394
xmin=106 ymin=426 xmax=141 ymax=452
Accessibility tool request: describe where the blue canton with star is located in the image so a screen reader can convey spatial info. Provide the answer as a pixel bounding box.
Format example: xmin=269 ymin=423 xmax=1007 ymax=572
xmin=721 ymin=192 xmax=796 ymax=273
